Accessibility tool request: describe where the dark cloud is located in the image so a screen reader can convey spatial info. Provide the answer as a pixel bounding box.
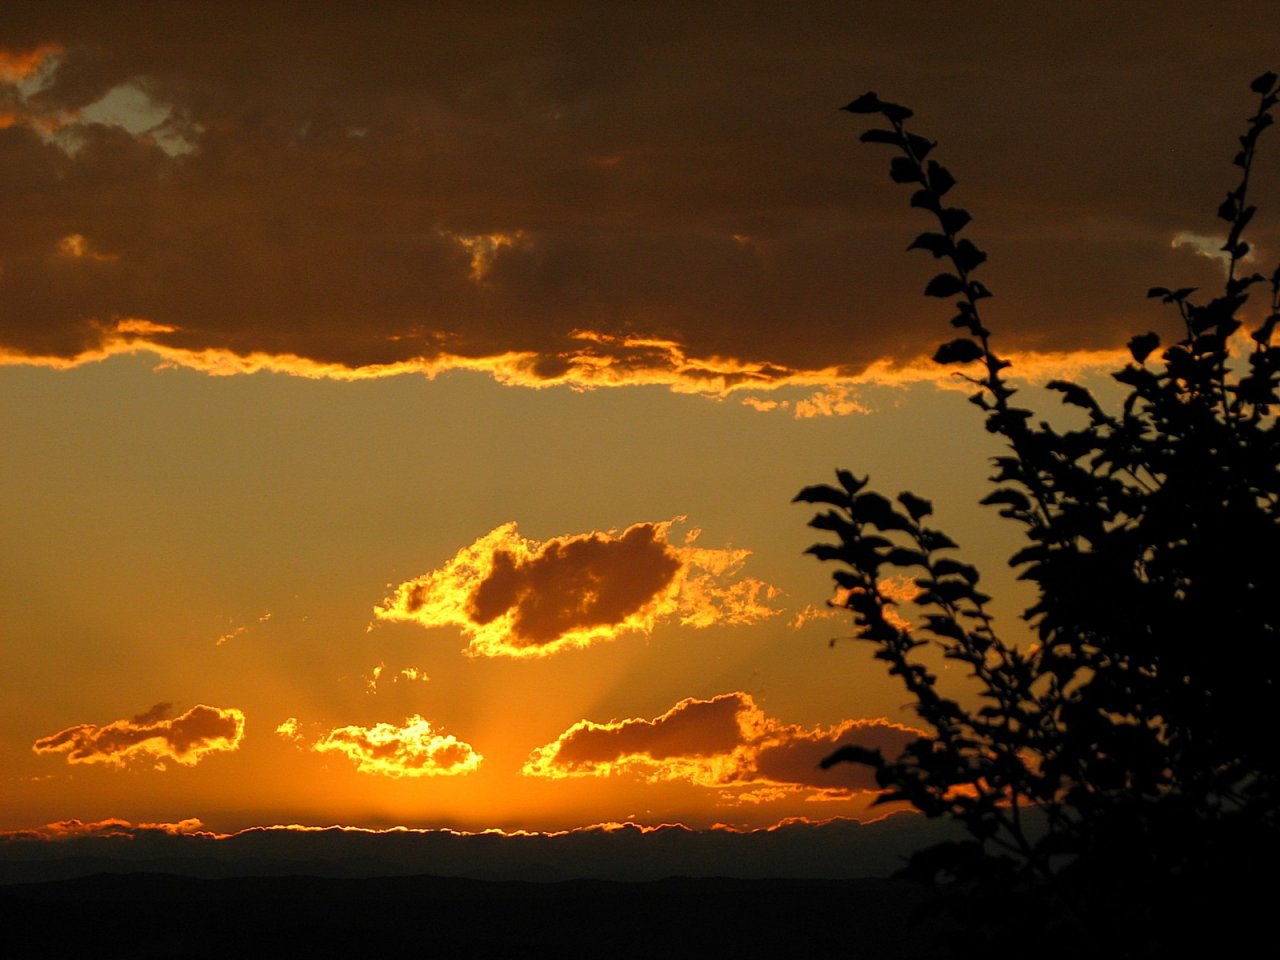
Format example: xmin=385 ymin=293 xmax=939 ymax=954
xmin=2 ymin=3 xmax=1275 ymax=392
xmin=468 ymin=523 xmax=680 ymax=644
xmin=524 ymin=691 xmax=919 ymax=796
xmin=375 ymin=521 xmax=777 ymax=657
xmin=32 ymin=703 xmax=245 ymax=767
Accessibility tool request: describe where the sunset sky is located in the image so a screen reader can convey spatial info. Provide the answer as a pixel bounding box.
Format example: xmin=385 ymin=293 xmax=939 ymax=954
xmin=3 ymin=2 xmax=1278 ymax=861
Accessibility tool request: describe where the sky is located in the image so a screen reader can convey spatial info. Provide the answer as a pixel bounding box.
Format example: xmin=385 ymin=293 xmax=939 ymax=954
xmin=2 ymin=2 xmax=1278 ymax=871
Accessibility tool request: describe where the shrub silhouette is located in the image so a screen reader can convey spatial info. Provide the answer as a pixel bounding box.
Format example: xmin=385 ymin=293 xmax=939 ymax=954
xmin=798 ymin=74 xmax=1280 ymax=956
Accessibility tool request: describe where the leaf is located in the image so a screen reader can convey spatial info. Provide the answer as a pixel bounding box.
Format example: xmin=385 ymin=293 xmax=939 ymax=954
xmin=905 ymin=133 xmax=935 ymax=160
xmin=897 ymin=491 xmax=934 ymax=521
xmin=980 ymin=488 xmax=1031 ymax=512
xmin=886 ymin=547 xmax=928 ymax=566
xmin=910 ymin=189 xmax=940 ymax=212
xmin=809 ymin=510 xmax=855 ymax=535
xmin=1128 ymin=331 xmax=1160 ymax=363
xmin=939 ymin=207 xmax=971 ymax=234
xmin=933 ymin=338 xmax=984 ymax=364
xmin=821 ymin=745 xmax=884 ymax=769
xmin=1251 ymin=71 xmax=1278 ymax=94
xmin=924 ymin=273 xmax=965 ymax=298
xmin=841 ymin=92 xmax=886 ymax=113
xmin=952 ymin=239 xmax=987 ymax=273
xmin=1047 ymin=379 xmax=1098 ymax=410
xmin=804 ymin=543 xmax=847 ymax=562
xmin=890 ymin=155 xmax=923 ymax=183
xmin=859 ymin=128 xmax=903 ymax=146
xmin=792 ymin=484 xmax=849 ymax=506
xmin=836 ymin=469 xmax=868 ymax=496
xmin=852 ymin=491 xmax=896 ymax=523
xmin=926 ymin=160 xmax=956 ymax=197
xmin=908 ymin=232 xmax=953 ymax=258
xmin=933 ymin=559 xmax=980 ymax=584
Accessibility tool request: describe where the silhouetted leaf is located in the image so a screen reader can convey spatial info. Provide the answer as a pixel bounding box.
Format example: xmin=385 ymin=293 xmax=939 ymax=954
xmin=924 ymin=273 xmax=965 ymax=298
xmin=933 ymin=338 xmax=984 ymax=364
xmin=887 ymin=547 xmax=928 ymax=566
xmin=793 ymin=484 xmax=849 ymax=506
xmin=1128 ymin=331 xmax=1160 ymax=363
xmin=939 ymin=207 xmax=971 ymax=234
xmin=841 ymin=92 xmax=885 ymax=113
xmin=953 ymin=239 xmax=987 ymax=273
xmin=1047 ymin=380 xmax=1098 ymax=410
xmin=980 ymin=489 xmax=1031 ymax=512
xmin=1252 ymin=72 xmax=1278 ymax=94
xmin=910 ymin=189 xmax=940 ymax=212
xmin=908 ymin=232 xmax=953 ymax=258
xmin=898 ymin=491 xmax=934 ymax=521
xmin=859 ymin=128 xmax=903 ymax=146
xmin=803 ymin=543 xmax=847 ymax=562
xmin=836 ymin=469 xmax=868 ymax=496
xmin=808 ymin=511 xmax=855 ymax=536
xmin=890 ymin=156 xmax=923 ymax=183
xmin=934 ymin=559 xmax=980 ymax=584
xmin=821 ymin=745 xmax=883 ymax=769
xmin=927 ymin=160 xmax=956 ymax=196
xmin=905 ymin=133 xmax=935 ymax=159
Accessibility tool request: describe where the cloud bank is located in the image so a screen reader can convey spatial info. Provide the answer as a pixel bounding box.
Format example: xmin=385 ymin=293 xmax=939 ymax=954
xmin=525 ymin=692 xmax=918 ymax=797
xmin=31 ymin=703 xmax=245 ymax=767
xmin=375 ymin=521 xmax=778 ymax=657
xmin=2 ymin=3 xmax=1263 ymax=398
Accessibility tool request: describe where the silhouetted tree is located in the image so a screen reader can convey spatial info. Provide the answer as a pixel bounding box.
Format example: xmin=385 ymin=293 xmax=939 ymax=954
xmin=799 ymin=74 xmax=1280 ymax=957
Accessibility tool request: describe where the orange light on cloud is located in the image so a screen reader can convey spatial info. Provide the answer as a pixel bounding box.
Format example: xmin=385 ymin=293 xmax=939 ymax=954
xmin=0 ymin=43 xmax=62 ymax=84
xmin=791 ymin=575 xmax=920 ymax=632
xmin=374 ymin=520 xmax=779 ymax=657
xmin=54 ymin=233 xmax=119 ymax=262
xmin=309 ymin=715 xmax=482 ymax=778
xmin=31 ymin=703 xmax=245 ymax=768
xmin=440 ymin=229 xmax=529 ymax=281
xmin=4 ymin=817 xmax=218 ymax=842
xmin=524 ymin=692 xmax=920 ymax=797
xmin=0 ymin=311 xmax=1131 ymax=414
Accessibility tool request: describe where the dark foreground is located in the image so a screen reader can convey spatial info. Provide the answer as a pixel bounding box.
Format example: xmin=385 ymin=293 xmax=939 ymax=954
xmin=1 ymin=873 xmax=941 ymax=959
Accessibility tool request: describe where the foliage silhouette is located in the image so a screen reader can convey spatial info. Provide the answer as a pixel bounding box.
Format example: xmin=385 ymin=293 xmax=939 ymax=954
xmin=798 ymin=75 xmax=1280 ymax=956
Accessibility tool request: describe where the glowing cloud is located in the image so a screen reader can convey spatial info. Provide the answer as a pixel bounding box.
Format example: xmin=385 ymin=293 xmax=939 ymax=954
xmin=3 ymin=818 xmax=217 ymax=841
xmin=375 ymin=521 xmax=779 ymax=657
xmin=524 ymin=692 xmax=919 ymax=797
xmin=31 ymin=703 xmax=245 ymax=768
xmin=311 ymin=716 xmax=482 ymax=778
xmin=793 ymin=386 xmax=870 ymax=419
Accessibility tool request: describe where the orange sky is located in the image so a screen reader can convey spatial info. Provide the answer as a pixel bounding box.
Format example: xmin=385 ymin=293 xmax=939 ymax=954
xmin=2 ymin=2 xmax=1278 ymax=868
